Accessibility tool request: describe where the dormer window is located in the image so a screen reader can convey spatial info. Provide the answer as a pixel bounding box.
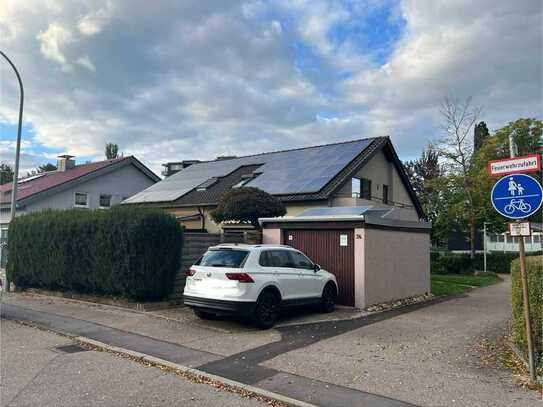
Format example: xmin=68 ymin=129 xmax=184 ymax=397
xmin=196 ymin=177 xmax=218 ymax=191
xmin=233 ymin=173 xmax=257 ymax=188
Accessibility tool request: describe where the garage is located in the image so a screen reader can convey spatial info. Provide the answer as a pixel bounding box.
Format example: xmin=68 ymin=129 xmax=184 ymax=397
xmin=260 ymin=206 xmax=431 ymax=309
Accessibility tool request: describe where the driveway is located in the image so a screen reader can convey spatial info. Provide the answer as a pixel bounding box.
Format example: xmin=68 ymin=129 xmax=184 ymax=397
xmin=263 ymin=276 xmax=538 ymax=407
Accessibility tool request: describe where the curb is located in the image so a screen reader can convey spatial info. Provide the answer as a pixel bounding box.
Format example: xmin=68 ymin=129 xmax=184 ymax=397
xmin=75 ymin=336 xmax=317 ymax=407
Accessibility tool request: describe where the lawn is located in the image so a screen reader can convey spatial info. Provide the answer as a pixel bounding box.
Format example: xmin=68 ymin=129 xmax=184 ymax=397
xmin=431 ymin=273 xmax=501 ymax=297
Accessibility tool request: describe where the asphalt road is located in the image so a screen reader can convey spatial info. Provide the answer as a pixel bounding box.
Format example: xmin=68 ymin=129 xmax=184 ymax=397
xmin=0 ymin=320 xmax=264 ymax=407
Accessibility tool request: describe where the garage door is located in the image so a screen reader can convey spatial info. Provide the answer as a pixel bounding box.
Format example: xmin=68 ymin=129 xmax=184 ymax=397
xmin=283 ymin=229 xmax=355 ymax=306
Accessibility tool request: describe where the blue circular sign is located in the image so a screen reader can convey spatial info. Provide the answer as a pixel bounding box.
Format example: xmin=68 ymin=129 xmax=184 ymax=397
xmin=491 ymin=174 xmax=543 ymax=219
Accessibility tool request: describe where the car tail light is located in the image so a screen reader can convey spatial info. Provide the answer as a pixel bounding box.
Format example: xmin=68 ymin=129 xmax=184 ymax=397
xmin=225 ymin=272 xmax=254 ymax=283
xmin=186 ymin=268 xmax=197 ymax=277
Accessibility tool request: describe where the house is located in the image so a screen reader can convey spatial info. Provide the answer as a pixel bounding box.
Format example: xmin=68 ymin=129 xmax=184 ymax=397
xmin=448 ymin=223 xmax=543 ymax=253
xmin=0 ymin=155 xmax=159 ymax=266
xmin=124 ymin=137 xmax=425 ymax=232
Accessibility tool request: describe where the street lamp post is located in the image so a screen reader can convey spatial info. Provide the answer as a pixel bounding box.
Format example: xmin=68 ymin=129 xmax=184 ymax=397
xmin=0 ymin=50 xmax=24 ymax=291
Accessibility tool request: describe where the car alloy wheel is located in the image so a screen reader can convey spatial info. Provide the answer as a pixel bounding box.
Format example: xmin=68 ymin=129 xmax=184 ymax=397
xmin=320 ymin=283 xmax=336 ymax=313
xmin=254 ymin=291 xmax=280 ymax=329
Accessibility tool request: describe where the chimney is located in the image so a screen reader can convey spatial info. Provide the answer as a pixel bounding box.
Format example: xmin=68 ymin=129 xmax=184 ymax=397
xmin=216 ymin=155 xmax=237 ymax=161
xmin=57 ymin=155 xmax=76 ymax=172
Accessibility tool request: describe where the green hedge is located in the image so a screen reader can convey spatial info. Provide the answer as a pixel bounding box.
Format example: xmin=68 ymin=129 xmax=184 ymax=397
xmin=431 ymin=251 xmax=542 ymax=274
xmin=511 ymin=256 xmax=542 ymax=370
xmin=7 ymin=207 xmax=183 ymax=301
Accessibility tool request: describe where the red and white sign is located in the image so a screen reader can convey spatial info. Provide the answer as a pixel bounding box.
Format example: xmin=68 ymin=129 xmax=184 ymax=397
xmin=509 ymin=222 xmax=531 ymax=237
xmin=487 ymin=154 xmax=540 ymax=176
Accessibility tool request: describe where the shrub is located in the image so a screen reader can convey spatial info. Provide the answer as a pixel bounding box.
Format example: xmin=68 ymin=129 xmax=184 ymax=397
xmin=211 ymin=187 xmax=286 ymax=229
xmin=431 ymin=251 xmax=542 ymax=274
xmin=7 ymin=207 xmax=183 ymax=301
xmin=511 ymin=256 xmax=542 ymax=370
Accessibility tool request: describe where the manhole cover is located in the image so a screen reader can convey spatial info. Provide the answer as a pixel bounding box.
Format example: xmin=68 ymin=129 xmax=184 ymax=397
xmin=55 ymin=344 xmax=88 ymax=354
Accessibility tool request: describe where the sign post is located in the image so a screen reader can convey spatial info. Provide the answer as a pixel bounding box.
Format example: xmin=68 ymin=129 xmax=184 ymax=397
xmin=490 ymin=157 xmax=542 ymax=383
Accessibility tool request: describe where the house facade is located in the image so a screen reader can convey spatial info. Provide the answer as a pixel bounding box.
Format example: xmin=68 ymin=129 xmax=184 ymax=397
xmin=124 ymin=137 xmax=425 ymax=232
xmin=0 ymin=155 xmax=159 ymax=266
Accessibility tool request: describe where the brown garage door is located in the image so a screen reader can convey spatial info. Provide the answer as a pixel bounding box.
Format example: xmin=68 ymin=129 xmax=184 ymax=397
xmin=283 ymin=229 xmax=355 ymax=306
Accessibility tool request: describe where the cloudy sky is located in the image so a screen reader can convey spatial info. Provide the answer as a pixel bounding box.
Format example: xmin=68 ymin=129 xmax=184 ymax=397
xmin=0 ymin=0 xmax=541 ymax=175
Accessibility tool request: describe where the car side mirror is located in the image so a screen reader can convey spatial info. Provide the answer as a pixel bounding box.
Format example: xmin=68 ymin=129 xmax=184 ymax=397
xmin=313 ymin=264 xmax=321 ymax=272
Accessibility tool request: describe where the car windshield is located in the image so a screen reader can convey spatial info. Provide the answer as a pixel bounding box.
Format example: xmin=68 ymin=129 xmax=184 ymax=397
xmin=198 ymin=249 xmax=249 ymax=268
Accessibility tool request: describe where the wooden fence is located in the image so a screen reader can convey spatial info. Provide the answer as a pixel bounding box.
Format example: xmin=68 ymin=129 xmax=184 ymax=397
xmin=169 ymin=230 xmax=262 ymax=304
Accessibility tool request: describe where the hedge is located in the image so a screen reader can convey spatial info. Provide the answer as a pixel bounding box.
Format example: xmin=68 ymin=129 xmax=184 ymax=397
xmin=511 ymin=256 xmax=542 ymax=371
xmin=7 ymin=207 xmax=183 ymax=301
xmin=431 ymin=251 xmax=542 ymax=274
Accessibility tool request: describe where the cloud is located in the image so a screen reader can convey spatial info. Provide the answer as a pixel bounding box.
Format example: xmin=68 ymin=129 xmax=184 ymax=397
xmin=36 ymin=22 xmax=74 ymax=68
xmin=0 ymin=0 xmax=541 ymax=175
xmin=77 ymin=1 xmax=114 ymax=36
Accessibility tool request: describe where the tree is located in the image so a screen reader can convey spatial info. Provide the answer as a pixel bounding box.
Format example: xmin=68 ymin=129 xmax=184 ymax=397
xmin=0 ymin=163 xmax=14 ymax=185
xmin=105 ymin=143 xmax=119 ymax=159
xmin=211 ymin=187 xmax=286 ymax=229
xmin=474 ymin=121 xmax=489 ymax=152
xmin=404 ymin=145 xmax=447 ymax=246
xmin=37 ymin=163 xmax=57 ymax=173
xmin=472 ymin=118 xmax=543 ymax=227
xmin=438 ymin=96 xmax=482 ymax=259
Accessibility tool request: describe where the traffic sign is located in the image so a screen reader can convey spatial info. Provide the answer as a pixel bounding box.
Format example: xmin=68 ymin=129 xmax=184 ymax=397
xmin=509 ymin=222 xmax=531 ymax=237
xmin=487 ymin=154 xmax=540 ymax=176
xmin=491 ymin=174 xmax=543 ymax=219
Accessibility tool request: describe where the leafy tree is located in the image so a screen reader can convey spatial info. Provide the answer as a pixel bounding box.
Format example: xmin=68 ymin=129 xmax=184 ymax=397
xmin=105 ymin=143 xmax=119 ymax=159
xmin=404 ymin=145 xmax=448 ymax=245
xmin=211 ymin=187 xmax=286 ymax=229
xmin=37 ymin=163 xmax=57 ymax=172
xmin=471 ymin=118 xmax=543 ymax=228
xmin=474 ymin=121 xmax=489 ymax=152
xmin=0 ymin=163 xmax=14 ymax=185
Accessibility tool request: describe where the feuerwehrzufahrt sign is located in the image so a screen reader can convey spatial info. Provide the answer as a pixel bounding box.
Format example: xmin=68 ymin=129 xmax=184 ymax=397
xmin=487 ymin=154 xmax=540 ymax=176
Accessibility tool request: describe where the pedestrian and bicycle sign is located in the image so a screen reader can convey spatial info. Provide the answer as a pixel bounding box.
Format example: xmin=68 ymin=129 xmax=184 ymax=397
xmin=491 ymin=174 xmax=543 ymax=219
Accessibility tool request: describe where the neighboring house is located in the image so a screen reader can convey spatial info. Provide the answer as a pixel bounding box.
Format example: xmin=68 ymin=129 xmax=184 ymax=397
xmin=124 ymin=137 xmax=425 ymax=232
xmin=0 ymin=155 xmax=159 ymax=267
xmin=448 ymin=223 xmax=542 ymax=253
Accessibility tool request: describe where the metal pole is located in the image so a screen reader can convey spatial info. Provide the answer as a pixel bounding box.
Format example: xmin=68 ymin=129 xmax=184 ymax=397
xmin=0 ymin=50 xmax=24 ymax=292
xmin=483 ymin=222 xmax=487 ymax=273
xmin=518 ymin=233 xmax=536 ymax=382
xmin=509 ymin=130 xmax=536 ymax=383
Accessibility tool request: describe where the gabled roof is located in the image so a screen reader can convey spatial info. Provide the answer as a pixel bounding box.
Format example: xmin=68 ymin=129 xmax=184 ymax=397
xmin=0 ymin=156 xmax=159 ymax=206
xmin=125 ymin=137 xmax=425 ymax=218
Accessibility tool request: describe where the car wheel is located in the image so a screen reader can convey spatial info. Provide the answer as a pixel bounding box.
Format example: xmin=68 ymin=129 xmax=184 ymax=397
xmin=193 ymin=309 xmax=216 ymax=320
xmin=253 ymin=291 xmax=280 ymax=329
xmin=320 ymin=283 xmax=336 ymax=313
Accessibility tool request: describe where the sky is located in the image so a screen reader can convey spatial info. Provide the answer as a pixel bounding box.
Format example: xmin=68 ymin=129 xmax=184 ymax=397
xmin=0 ymin=0 xmax=542 ymax=175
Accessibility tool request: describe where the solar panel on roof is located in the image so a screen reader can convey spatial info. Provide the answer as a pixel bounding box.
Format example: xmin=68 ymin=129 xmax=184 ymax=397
xmin=127 ymin=138 xmax=375 ymax=203
xmin=298 ymin=206 xmax=372 ymax=217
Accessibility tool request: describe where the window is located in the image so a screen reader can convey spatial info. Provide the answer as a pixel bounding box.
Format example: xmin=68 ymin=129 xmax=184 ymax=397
xmin=0 ymin=228 xmax=7 ymax=239
xmin=289 ymin=251 xmax=314 ymax=270
xmin=352 ymin=178 xmax=360 ymax=198
xmin=197 ymin=249 xmax=249 ymax=268
xmin=382 ymin=184 xmax=389 ymax=204
xmin=74 ymin=192 xmax=88 ymax=208
xmin=497 ymin=234 xmax=505 ymax=242
xmin=489 ymin=234 xmax=498 ymax=243
xmin=259 ymin=250 xmax=295 ymax=268
xmin=196 ymin=177 xmax=218 ymax=191
xmin=99 ymin=194 xmax=112 ymax=208
xmin=533 ymin=235 xmax=541 ymax=243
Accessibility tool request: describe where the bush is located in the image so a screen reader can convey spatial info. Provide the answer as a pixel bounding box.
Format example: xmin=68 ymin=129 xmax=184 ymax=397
xmin=7 ymin=207 xmax=183 ymax=301
xmin=511 ymin=256 xmax=542 ymax=370
xmin=431 ymin=251 xmax=542 ymax=274
xmin=211 ymin=187 xmax=286 ymax=229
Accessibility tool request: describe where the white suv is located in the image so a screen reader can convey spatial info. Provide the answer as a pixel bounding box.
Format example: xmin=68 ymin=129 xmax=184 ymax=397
xmin=183 ymin=244 xmax=338 ymax=329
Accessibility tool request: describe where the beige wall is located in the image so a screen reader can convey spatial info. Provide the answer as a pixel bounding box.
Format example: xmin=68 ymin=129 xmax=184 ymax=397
xmin=331 ymin=150 xmax=419 ymax=220
xmin=357 ymin=227 xmax=430 ymax=307
xmin=262 ymin=228 xmax=281 ymax=244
